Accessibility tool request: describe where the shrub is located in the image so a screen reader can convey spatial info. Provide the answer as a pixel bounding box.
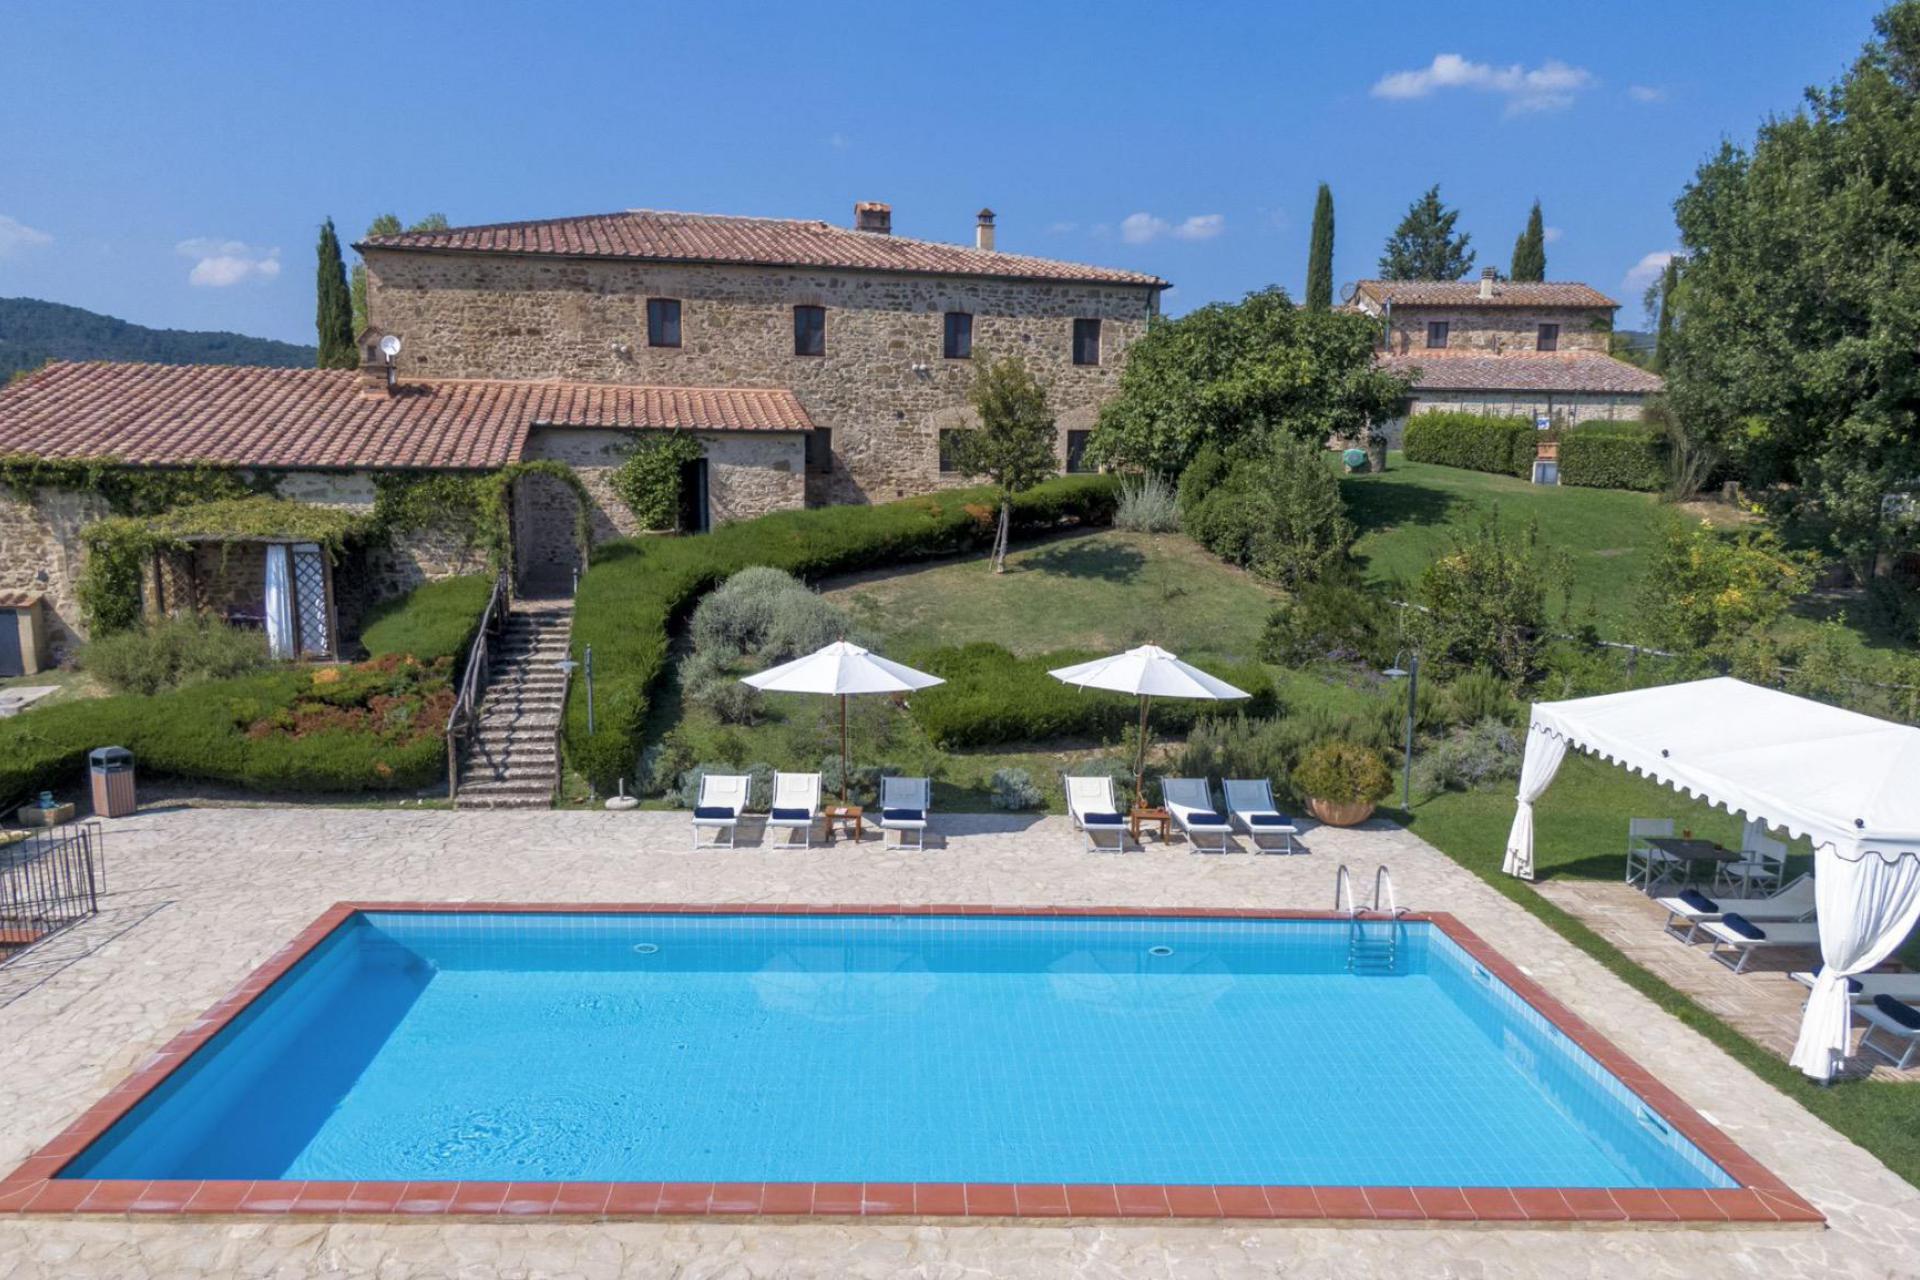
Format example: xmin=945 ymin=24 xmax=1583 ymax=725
xmin=567 ymin=475 xmax=1120 ymax=789
xmin=1259 ymin=573 xmax=1395 ymax=667
xmin=907 ymin=642 xmax=1276 ymax=749
xmin=1185 ymin=438 xmax=1355 ymax=587
xmin=1411 ymin=515 xmax=1567 ymax=682
xmin=357 ymin=574 xmax=493 ymax=662
xmin=1168 ymin=715 xmax=1307 ymax=805
xmin=1633 ymin=517 xmax=1812 ymax=659
xmin=687 ymin=674 xmax=764 ymax=726
xmin=989 ymin=767 xmax=1043 ymax=811
xmin=1113 ymin=471 xmax=1181 ymax=533
xmin=1436 ymin=669 xmax=1521 ymax=728
xmin=1402 ymin=412 xmax=1536 ymax=477
xmin=818 ymin=755 xmax=900 ymax=807
xmin=1177 ymin=444 xmax=1230 ymax=523
xmin=1415 ymin=717 xmax=1522 ymax=794
xmin=1293 ymin=740 xmax=1393 ymax=805
xmin=82 ymin=615 xmax=269 ymax=695
xmin=1558 ymin=423 xmax=1669 ymax=491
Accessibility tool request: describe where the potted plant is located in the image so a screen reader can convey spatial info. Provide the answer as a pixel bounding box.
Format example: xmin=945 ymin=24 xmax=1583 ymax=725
xmin=1293 ymin=741 xmax=1392 ymax=827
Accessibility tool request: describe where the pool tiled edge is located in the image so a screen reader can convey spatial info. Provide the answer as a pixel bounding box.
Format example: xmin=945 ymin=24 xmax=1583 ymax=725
xmin=0 ymin=901 xmax=1825 ymax=1228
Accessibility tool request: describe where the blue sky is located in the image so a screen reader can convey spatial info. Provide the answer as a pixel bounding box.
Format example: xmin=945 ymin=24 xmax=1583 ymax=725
xmin=0 ymin=1 xmax=1887 ymax=345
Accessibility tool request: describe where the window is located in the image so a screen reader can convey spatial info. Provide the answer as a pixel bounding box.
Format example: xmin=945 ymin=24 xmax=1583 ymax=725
xmin=1072 ymin=318 xmax=1101 ymax=366
xmin=1536 ymin=322 xmax=1559 ymax=352
xmin=1426 ymin=320 xmax=1450 ymax=350
xmin=1066 ymin=430 xmax=1094 ymax=474
xmin=793 ymin=305 xmax=826 ymax=357
xmin=943 ymin=311 xmax=973 ymax=360
xmin=646 ymin=298 xmax=681 ymax=348
xmin=938 ymin=429 xmax=961 ymax=473
xmin=805 ymin=428 xmax=832 ymax=474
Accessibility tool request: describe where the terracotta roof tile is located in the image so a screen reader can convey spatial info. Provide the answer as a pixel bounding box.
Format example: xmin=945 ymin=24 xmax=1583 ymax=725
xmin=1355 ymin=279 xmax=1619 ymax=309
xmin=360 ymin=209 xmax=1168 ymax=288
xmin=1381 ymin=352 xmax=1664 ymax=395
xmin=0 ymin=363 xmax=813 ymax=471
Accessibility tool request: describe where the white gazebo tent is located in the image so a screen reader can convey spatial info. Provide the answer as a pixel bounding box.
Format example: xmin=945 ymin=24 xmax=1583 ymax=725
xmin=1502 ymin=677 xmax=1920 ymax=1081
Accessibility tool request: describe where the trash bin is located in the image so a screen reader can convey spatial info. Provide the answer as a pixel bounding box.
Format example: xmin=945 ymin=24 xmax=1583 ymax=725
xmin=88 ymin=746 xmax=136 ymax=818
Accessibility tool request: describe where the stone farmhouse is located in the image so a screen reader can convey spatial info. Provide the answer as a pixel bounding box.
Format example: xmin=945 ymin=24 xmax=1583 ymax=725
xmin=1349 ymin=270 xmax=1664 ymax=435
xmin=0 ymin=203 xmax=1167 ymax=663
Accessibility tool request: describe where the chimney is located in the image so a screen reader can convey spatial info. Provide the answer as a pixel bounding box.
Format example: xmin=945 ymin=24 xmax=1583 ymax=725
xmin=853 ymin=201 xmax=892 ymax=234
xmin=355 ymin=327 xmax=397 ymax=397
xmin=975 ymin=208 xmax=996 ymax=252
xmin=1479 ymin=267 xmax=1497 ymax=300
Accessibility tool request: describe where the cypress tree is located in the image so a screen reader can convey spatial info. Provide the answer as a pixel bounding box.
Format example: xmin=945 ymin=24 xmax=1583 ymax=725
xmin=1652 ymin=255 xmax=1681 ymax=373
xmin=315 ymin=218 xmax=355 ymax=369
xmin=1305 ymin=183 xmax=1335 ymax=310
xmin=1510 ymin=200 xmax=1547 ymax=282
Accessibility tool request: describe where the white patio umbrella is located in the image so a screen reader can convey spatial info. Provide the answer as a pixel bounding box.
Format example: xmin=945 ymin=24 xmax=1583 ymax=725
xmin=741 ymin=640 xmax=944 ymax=802
xmin=1048 ymin=644 xmax=1251 ymax=806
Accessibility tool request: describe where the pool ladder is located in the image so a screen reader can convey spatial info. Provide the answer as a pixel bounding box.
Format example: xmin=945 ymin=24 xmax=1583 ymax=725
xmin=1336 ymin=864 xmax=1405 ymax=975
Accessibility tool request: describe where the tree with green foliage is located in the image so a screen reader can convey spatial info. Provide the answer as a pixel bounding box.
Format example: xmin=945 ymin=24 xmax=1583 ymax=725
xmin=351 ymin=212 xmax=449 ymax=335
xmin=314 ymin=218 xmax=355 ymax=369
xmin=1305 ymin=183 xmax=1335 ymax=310
xmin=1183 ymin=436 xmax=1356 ymax=588
xmin=1086 ymin=287 xmax=1409 ymax=476
xmin=948 ymin=355 xmax=1058 ymax=572
xmin=1411 ymin=515 xmax=1568 ymax=684
xmin=1646 ymin=254 xmax=1680 ymax=373
xmin=1664 ymin=1 xmax=1920 ymax=584
xmin=1509 ymin=200 xmax=1547 ymax=281
xmin=1378 ymin=185 xmax=1475 ymax=280
xmin=1634 ymin=517 xmax=1812 ymax=659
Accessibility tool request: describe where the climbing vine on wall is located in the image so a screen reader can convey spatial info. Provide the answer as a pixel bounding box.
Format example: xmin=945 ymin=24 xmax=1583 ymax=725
xmin=373 ymin=462 xmax=594 ymax=582
xmin=607 ymin=432 xmax=703 ymax=531
xmin=0 ymin=455 xmax=273 ymax=515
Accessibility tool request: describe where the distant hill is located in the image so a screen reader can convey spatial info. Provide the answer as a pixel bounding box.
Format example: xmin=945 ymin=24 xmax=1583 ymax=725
xmin=0 ymin=297 xmax=316 ymax=379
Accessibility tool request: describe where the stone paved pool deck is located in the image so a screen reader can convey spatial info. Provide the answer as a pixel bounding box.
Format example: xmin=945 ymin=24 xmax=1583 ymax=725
xmin=1 ymin=806 xmax=1918 ymax=1278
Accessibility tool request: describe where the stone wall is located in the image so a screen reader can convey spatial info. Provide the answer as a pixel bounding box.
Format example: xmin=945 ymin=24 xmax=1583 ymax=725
xmin=1378 ymin=389 xmax=1652 ymax=446
xmin=0 ymin=488 xmax=112 ymax=656
xmin=1368 ymin=304 xmax=1614 ymax=356
xmin=364 ymin=250 xmax=1156 ymax=505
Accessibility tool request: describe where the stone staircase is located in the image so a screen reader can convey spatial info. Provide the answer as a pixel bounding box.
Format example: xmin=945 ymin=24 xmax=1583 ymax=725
xmin=453 ymin=599 xmax=573 ymax=809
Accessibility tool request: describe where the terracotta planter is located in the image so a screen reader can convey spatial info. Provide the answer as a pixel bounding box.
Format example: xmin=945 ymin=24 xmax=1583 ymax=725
xmin=1307 ymin=797 xmax=1376 ymax=827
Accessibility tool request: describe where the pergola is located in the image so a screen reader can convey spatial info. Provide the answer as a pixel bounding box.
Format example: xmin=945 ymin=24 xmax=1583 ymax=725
xmin=1502 ymin=677 xmax=1920 ymax=1081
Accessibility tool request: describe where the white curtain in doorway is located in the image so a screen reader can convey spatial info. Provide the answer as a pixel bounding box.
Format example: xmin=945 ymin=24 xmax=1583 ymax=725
xmin=263 ymin=543 xmax=294 ymax=659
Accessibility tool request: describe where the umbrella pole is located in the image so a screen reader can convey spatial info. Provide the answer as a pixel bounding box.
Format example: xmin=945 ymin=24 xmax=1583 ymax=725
xmin=840 ymin=693 xmax=850 ymax=803
xmin=1133 ymin=693 xmax=1152 ymax=807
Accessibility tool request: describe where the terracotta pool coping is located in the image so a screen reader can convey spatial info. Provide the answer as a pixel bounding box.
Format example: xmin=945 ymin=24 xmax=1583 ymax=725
xmin=0 ymin=901 xmax=1823 ymax=1227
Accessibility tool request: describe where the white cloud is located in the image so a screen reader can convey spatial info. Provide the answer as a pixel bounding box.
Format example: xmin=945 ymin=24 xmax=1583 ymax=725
xmin=1628 ymin=84 xmax=1666 ymax=103
xmin=1543 ymin=225 xmax=1564 ymax=244
xmin=176 ymin=237 xmax=281 ymax=287
xmin=1046 ymin=220 xmax=1078 ymax=234
xmin=827 ymin=132 xmax=851 ymax=150
xmin=1119 ymin=211 xmax=1224 ymax=244
xmin=1371 ymin=53 xmax=1595 ymax=114
xmin=0 ymin=214 xmax=53 ymax=258
xmin=1622 ymin=250 xmax=1678 ymax=295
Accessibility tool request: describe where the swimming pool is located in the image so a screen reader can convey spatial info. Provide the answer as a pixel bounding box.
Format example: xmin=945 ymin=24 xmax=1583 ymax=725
xmin=7 ymin=904 xmax=1817 ymax=1223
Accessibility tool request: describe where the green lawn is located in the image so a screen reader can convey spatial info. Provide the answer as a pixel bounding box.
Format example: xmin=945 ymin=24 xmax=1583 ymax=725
xmin=1338 ymin=454 xmax=1670 ymax=630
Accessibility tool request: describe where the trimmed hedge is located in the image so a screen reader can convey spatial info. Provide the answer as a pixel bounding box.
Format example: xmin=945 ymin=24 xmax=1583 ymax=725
xmin=567 ymin=475 xmax=1121 ymax=789
xmin=1558 ymin=424 xmax=1668 ymax=492
xmin=0 ymin=574 xmax=490 ymax=803
xmin=907 ymin=642 xmax=1277 ymax=749
xmin=1402 ymin=412 xmax=1536 ymax=477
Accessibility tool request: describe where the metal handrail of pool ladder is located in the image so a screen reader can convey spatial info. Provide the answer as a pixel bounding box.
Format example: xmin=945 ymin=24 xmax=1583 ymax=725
xmin=1372 ymin=865 xmax=1405 ymax=917
xmin=1334 ymin=864 xmax=1356 ymax=916
xmin=1336 ymin=864 xmax=1407 ymax=918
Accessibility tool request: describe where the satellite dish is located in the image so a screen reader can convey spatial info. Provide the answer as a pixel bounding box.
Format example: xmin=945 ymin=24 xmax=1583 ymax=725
xmin=379 ymin=334 xmax=403 ymax=359
xmin=1338 ymin=282 xmax=1360 ymax=304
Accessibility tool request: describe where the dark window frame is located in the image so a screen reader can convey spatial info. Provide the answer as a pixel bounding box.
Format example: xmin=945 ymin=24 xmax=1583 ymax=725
xmin=646 ymin=297 xmax=682 ymax=349
xmin=805 ymin=427 xmax=833 ymax=474
xmin=1072 ymin=317 xmax=1102 ymax=366
xmin=938 ymin=429 xmax=961 ymax=474
xmin=1536 ymin=322 xmax=1560 ymax=352
xmin=943 ymin=311 xmax=973 ymax=360
xmin=1426 ymin=320 xmax=1450 ymax=350
xmin=793 ymin=305 xmax=826 ymax=357
xmin=1065 ymin=430 xmax=1095 ymax=474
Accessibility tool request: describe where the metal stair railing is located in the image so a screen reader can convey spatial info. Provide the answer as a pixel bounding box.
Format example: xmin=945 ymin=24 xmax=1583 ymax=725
xmin=445 ymin=571 xmax=509 ymax=801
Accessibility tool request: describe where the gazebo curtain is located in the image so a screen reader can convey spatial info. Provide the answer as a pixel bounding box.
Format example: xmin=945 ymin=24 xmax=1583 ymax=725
xmin=1502 ymin=678 xmax=1920 ymax=1081
xmin=263 ymin=544 xmax=294 ymax=659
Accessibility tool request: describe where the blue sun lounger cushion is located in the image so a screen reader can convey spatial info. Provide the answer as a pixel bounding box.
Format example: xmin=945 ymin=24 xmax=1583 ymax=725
xmin=881 ymin=808 xmax=925 ymax=823
xmin=1719 ymin=913 xmax=1765 ymax=940
xmin=1678 ymin=889 xmax=1718 ymax=913
xmin=770 ymin=807 xmax=811 ymax=821
xmin=693 ymin=806 xmax=735 ymax=820
xmin=1085 ymin=811 xmax=1125 ymax=825
xmin=1873 ymin=994 xmax=1920 ymax=1031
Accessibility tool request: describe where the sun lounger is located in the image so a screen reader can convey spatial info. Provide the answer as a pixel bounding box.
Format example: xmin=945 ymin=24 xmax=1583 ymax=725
xmin=1161 ymin=777 xmax=1234 ymax=853
xmin=1223 ymin=779 xmax=1299 ymax=854
xmin=1699 ymin=914 xmax=1823 ymax=974
xmin=1789 ymin=969 xmax=1920 ymax=1003
xmin=1064 ymin=775 xmax=1129 ymax=853
xmin=766 ymin=772 xmax=821 ymax=848
xmin=1858 ymin=994 xmax=1920 ymax=1069
xmin=877 ymin=776 xmax=931 ymax=850
xmin=1655 ymin=873 xmax=1815 ymax=943
xmin=691 ymin=773 xmax=751 ymax=849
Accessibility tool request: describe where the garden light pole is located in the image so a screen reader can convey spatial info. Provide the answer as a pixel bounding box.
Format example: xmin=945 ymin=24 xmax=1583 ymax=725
xmin=1384 ymin=651 xmax=1419 ymax=812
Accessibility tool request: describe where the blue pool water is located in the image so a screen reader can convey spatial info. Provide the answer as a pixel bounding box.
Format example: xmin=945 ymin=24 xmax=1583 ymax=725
xmin=64 ymin=912 xmax=1732 ymax=1188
